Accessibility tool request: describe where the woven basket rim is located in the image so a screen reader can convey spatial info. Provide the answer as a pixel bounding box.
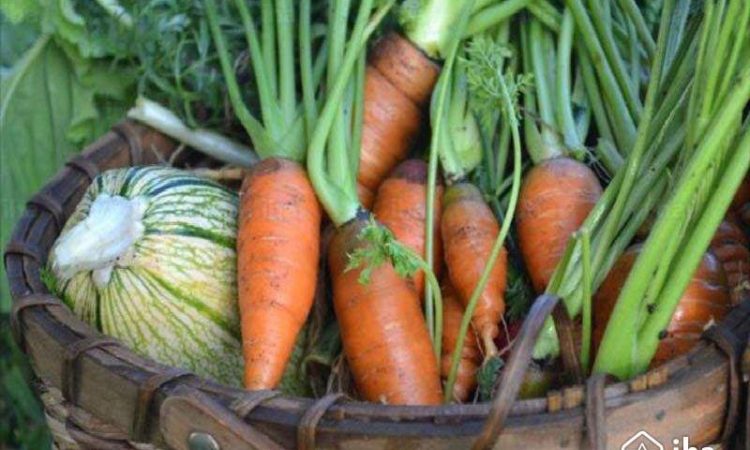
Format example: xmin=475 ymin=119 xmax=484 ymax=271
xmin=4 ymin=120 xmax=741 ymax=448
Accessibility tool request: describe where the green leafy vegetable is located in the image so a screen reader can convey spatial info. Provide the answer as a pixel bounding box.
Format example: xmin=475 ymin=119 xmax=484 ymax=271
xmin=0 ymin=35 xmax=133 ymax=311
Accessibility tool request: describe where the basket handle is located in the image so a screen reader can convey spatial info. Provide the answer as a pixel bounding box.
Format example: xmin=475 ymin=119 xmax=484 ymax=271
xmin=159 ymin=385 xmax=285 ymax=450
xmin=473 ymin=294 xmax=563 ymax=450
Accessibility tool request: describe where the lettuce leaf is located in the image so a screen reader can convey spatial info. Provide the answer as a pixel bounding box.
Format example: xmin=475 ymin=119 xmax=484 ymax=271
xmin=0 ymin=35 xmax=134 ymax=312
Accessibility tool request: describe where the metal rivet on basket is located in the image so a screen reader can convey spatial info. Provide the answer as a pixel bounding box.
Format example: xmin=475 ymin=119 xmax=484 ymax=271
xmin=188 ymin=432 xmax=220 ymax=450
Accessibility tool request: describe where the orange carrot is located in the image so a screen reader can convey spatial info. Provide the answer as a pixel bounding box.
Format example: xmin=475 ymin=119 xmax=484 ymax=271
xmin=328 ymin=216 xmax=443 ymax=405
xmin=237 ymin=158 xmax=322 ymax=389
xmin=710 ymin=220 xmax=750 ymax=305
xmin=442 ymin=182 xmax=507 ymax=357
xmin=357 ymin=33 xmax=441 ymax=208
xmin=441 ymin=281 xmax=480 ymax=402
xmin=516 ymin=157 xmax=603 ymax=293
xmin=373 ymin=159 xmax=443 ymax=297
xmin=594 ymin=245 xmax=730 ymax=368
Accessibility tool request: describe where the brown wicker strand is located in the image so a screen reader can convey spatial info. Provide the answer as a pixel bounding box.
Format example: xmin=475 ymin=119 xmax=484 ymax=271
xmin=27 ymin=192 xmax=66 ymax=231
xmin=112 ymin=121 xmax=144 ymax=165
xmin=703 ymin=322 xmax=744 ymax=447
xmin=63 ymin=336 xmax=120 ymax=403
xmin=297 ymin=393 xmax=345 ymax=450
xmin=66 ymin=155 xmax=100 ymax=181
xmin=552 ymin=303 xmax=584 ymax=384
xmin=585 ymin=373 xmax=607 ymax=450
xmin=473 ymin=294 xmax=562 ymax=450
xmin=4 ymin=239 xmax=43 ymax=263
xmin=230 ymin=390 xmax=281 ymax=419
xmin=10 ymin=293 xmax=62 ymax=350
xmin=65 ymin=420 xmax=133 ymax=450
xmin=131 ymin=368 xmax=192 ymax=441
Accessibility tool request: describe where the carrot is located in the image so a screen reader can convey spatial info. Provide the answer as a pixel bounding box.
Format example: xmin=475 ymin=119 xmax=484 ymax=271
xmin=206 ymin=0 xmax=328 ymax=390
xmin=710 ymin=220 xmax=750 ymax=305
xmin=373 ymin=159 xmax=443 ymax=297
xmin=594 ymin=245 xmax=731 ymax=368
xmin=517 ymin=157 xmax=603 ymax=293
xmin=440 ymin=281 xmax=480 ymax=402
xmin=329 ymin=217 xmax=442 ymax=405
xmin=356 ymin=33 xmax=440 ymax=207
xmin=442 ymin=182 xmax=507 ymax=357
xmin=305 ymin=2 xmax=442 ymax=406
xmin=236 ymin=158 xmax=321 ymax=389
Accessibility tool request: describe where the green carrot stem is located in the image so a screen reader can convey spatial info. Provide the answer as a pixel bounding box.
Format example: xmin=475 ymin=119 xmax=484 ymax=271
xmin=660 ymin=0 xmax=692 ymax=77
xmin=527 ymin=0 xmax=562 ymax=32
xmin=306 ymin=0 xmax=393 ymax=226
xmin=465 ymin=0 xmax=531 ymax=36
xmin=588 ymin=0 xmax=672 ymax=277
xmin=716 ymin=2 xmax=750 ymax=103
xmin=596 ymin=176 xmax=666 ymax=288
xmin=684 ymin=1 xmax=714 ymax=153
xmin=579 ymin=48 xmax=615 ymax=147
xmin=261 ymin=0 xmax=278 ymax=98
xmin=579 ymin=228 xmax=593 ymax=372
xmin=300 ymin=0 xmax=317 ymax=140
xmin=594 ymin=139 xmax=624 ymax=174
xmin=326 ymin=0 xmax=355 ymax=190
xmin=565 ymin=0 xmax=637 ymax=152
xmin=587 ymin=0 xmax=643 ymax=121
xmin=234 ymin=0 xmax=283 ymax=139
xmin=617 ymin=0 xmax=656 ymax=58
xmin=702 ymin=0 xmax=743 ymax=117
xmin=520 ymin=21 xmax=547 ymax=164
xmin=555 ymin=10 xmax=584 ymax=153
xmin=525 ymin=20 xmax=563 ymax=163
xmin=626 ymin=22 xmax=640 ymax=88
xmin=494 ymin=121 xmax=512 ymax=196
xmin=204 ymin=0 xmax=276 ymax=159
xmin=594 ymin=69 xmax=750 ymax=378
xmin=634 ymin=124 xmax=750 ymax=373
xmin=276 ymin=0 xmax=297 ymax=122
xmin=350 ymin=53 xmax=366 ymax=179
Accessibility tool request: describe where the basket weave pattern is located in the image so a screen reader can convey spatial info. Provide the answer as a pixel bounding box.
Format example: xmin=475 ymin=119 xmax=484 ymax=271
xmin=4 ymin=121 xmax=748 ymax=450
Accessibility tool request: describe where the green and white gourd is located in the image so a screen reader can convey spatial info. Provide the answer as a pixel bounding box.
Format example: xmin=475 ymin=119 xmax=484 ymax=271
xmin=49 ymin=166 xmax=243 ymax=387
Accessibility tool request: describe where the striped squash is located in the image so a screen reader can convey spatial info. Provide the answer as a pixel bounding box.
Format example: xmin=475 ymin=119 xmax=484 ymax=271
xmin=49 ymin=166 xmax=243 ymax=387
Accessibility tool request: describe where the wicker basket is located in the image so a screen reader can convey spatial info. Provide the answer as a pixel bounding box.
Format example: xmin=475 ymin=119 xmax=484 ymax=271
xmin=5 ymin=120 xmax=750 ymax=450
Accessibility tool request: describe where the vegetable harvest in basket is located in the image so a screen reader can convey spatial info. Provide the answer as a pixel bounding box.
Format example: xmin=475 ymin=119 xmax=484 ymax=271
xmin=38 ymin=0 xmax=750 ymax=407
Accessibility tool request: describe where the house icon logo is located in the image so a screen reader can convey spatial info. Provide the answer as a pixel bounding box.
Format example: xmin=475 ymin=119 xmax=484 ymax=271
xmin=622 ymin=431 xmax=664 ymax=450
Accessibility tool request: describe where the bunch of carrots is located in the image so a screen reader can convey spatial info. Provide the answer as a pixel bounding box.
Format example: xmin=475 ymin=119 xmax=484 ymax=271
xmin=137 ymin=0 xmax=750 ymax=405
